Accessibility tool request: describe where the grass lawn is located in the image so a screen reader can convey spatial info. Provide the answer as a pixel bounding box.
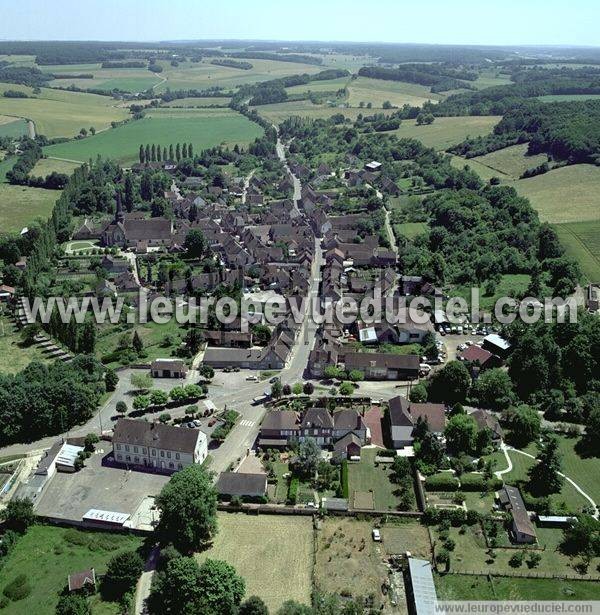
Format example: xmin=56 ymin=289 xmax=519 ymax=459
xmin=44 ymin=109 xmax=263 ymax=166
xmin=196 ymin=513 xmax=313 ymax=612
xmin=0 ymin=83 xmax=129 ymax=138
xmin=435 ymin=573 xmax=497 ymax=600
xmin=0 ymin=182 xmax=58 ymax=232
xmin=314 ymin=518 xmax=390 ymax=609
xmin=347 ymin=77 xmax=444 ymax=108
xmin=394 ymin=222 xmax=428 ymax=240
xmin=0 ymin=525 xmax=143 ymax=615
xmin=463 ymin=491 xmax=496 ymax=514
xmin=0 ymin=313 xmax=49 ymax=373
xmin=472 ymin=71 xmax=513 ymax=90
xmin=555 ymin=435 xmax=600 ymax=506
xmin=381 ymin=520 xmax=431 ymax=558
xmin=553 ymin=221 xmax=600 ymax=282
xmin=347 ymin=448 xmax=413 ymax=511
xmin=471 ymin=143 xmax=549 ymax=179
xmin=509 ymin=164 xmax=600 ymax=223
xmin=388 ymin=116 xmax=501 ymax=151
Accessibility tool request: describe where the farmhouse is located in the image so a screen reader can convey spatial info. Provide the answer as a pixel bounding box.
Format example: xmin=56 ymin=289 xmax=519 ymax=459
xmin=112 ymin=419 xmax=208 ymax=472
xmin=498 ymin=485 xmax=537 ymax=544
xmin=151 ymin=358 xmax=188 ymax=378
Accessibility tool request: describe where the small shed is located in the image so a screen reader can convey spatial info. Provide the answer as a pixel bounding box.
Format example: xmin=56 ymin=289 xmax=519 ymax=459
xmin=68 ymin=568 xmax=96 ymax=593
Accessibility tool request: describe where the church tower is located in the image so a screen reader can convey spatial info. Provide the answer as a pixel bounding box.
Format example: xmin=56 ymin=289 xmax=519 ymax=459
xmin=115 ymin=190 xmax=125 ymax=224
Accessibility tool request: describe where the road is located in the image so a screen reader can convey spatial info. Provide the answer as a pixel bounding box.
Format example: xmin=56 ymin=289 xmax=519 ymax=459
xmin=383 ymin=207 xmax=398 ymax=253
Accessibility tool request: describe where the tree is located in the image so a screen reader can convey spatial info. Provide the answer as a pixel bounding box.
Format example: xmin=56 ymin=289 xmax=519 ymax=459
xmin=470 ymin=368 xmax=514 ymax=411
xmin=149 ymin=555 xmax=202 ymax=614
xmin=188 ymin=143 xmax=193 ymax=158
xmin=528 ymin=435 xmax=563 ymax=495
xmin=103 ymin=550 xmax=144 ymax=597
xmin=561 ymin=515 xmax=600 ymax=557
xmin=155 ymin=465 xmax=218 ymax=552
xmin=182 ymin=143 xmax=188 ymax=159
xmin=151 ymin=144 xmax=156 ymax=162
xmin=416 ymin=112 xmax=435 ymax=125
xmin=348 ymin=369 xmax=364 ymax=382
xmin=132 ymin=330 xmax=144 ymax=355
xmin=84 ymin=433 xmax=99 ymax=452
xmin=444 ymin=414 xmax=477 ymax=455
xmin=140 ymin=171 xmax=154 ymax=201
xmin=105 ymin=367 xmax=118 ymax=392
xmin=428 ymin=361 xmax=471 ymax=404
xmin=56 ymin=594 xmax=91 ymax=615
xmin=509 ymin=405 xmax=541 ymax=447
xmin=2 ymin=498 xmax=34 ymax=534
xmin=124 ymin=172 xmax=135 ymax=212
xmin=183 ymin=229 xmax=209 ymax=259
xmin=144 ymin=144 xmax=151 ymax=163
xmin=116 ymin=400 xmax=127 ymax=415
xmin=199 ymin=364 xmax=215 ymax=380
xmin=296 ymin=438 xmax=320 ymax=478
xmin=150 ymin=389 xmax=169 ymax=407
xmin=169 ymin=144 xmax=174 ymax=160
xmin=292 ymin=382 xmax=303 ymax=395
xmin=196 ymin=559 xmax=245 ymax=614
xmin=282 ymin=383 xmax=292 ymax=396
xmin=303 ymin=382 xmax=314 ymax=395
xmin=139 ymin=144 xmax=145 ymax=164
xmin=278 ymin=601 xmax=312 ymax=615
xmin=251 ymin=324 xmax=271 ymax=346
xmin=133 ymin=394 xmax=150 ymax=411
xmin=338 ymin=381 xmax=354 ymax=396
xmin=239 ymin=595 xmax=269 ymax=615
xmin=271 ymin=379 xmax=283 ymax=399
xmin=131 ymin=373 xmax=152 ymax=392
xmin=175 ymin=143 xmax=181 ymax=161
xmin=409 ymin=383 xmax=428 ymax=403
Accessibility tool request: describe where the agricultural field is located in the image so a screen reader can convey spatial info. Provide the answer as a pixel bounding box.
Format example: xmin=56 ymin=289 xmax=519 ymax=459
xmin=0 ymin=313 xmax=49 ymax=374
xmin=196 ymin=513 xmax=313 ymax=612
xmin=163 ymin=96 xmax=231 ymax=107
xmin=0 ymin=116 xmax=28 ymax=138
xmin=0 ymin=182 xmax=58 ymax=232
xmin=472 ymin=69 xmax=513 ymax=90
xmin=0 ymin=524 xmax=143 ymax=615
xmin=471 ymin=143 xmax=549 ymax=178
xmin=387 ymin=116 xmax=501 ymax=151
xmin=253 ymin=101 xmax=396 ymax=124
xmin=509 ymin=164 xmax=600 ymax=223
xmin=32 ymin=157 xmax=81 ymax=176
xmin=346 ymin=76 xmax=444 ymax=108
xmin=450 ymin=154 xmax=503 ymax=181
xmin=314 ymin=518 xmax=390 ymax=609
xmin=553 ymin=221 xmax=600 ymax=281
xmin=286 ymin=76 xmax=350 ymax=96
xmin=0 ymin=82 xmax=129 ymax=138
xmin=381 ymin=521 xmax=431 ymax=559
xmin=43 ymin=108 xmax=263 ymax=166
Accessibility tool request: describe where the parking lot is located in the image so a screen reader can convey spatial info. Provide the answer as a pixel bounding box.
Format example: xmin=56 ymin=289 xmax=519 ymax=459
xmin=33 ymin=443 xmax=170 ymax=525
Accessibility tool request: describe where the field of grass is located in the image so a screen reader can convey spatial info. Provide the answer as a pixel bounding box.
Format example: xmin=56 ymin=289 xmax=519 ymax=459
xmin=553 ymin=221 xmax=600 ymax=282
xmin=0 ymin=525 xmax=143 ymax=615
xmin=472 ymin=70 xmax=513 ymax=90
xmin=286 ymin=76 xmax=349 ymax=96
xmin=450 ymin=154 xmax=504 ymax=181
xmin=253 ymin=101 xmax=397 ymax=124
xmin=538 ymin=94 xmax=600 ymax=102
xmin=472 ymin=143 xmax=549 ymax=178
xmin=0 ymin=313 xmax=49 ymax=373
xmin=510 ymin=164 xmax=600 ymax=223
xmin=43 ymin=108 xmax=263 ymax=166
xmin=196 ymin=513 xmax=313 ymax=611
xmin=555 ymin=435 xmax=600 ymax=506
xmin=0 ymin=182 xmax=58 ymax=231
xmin=32 ymin=157 xmax=81 ymax=176
xmin=394 ymin=222 xmax=428 ymax=239
xmin=314 ymin=518 xmax=390 ymax=609
xmin=347 ymin=448 xmax=412 ymax=510
xmin=436 ymin=574 xmax=600 ymax=600
xmin=0 ymin=83 xmax=129 ymax=138
xmin=163 ymin=97 xmax=231 ymax=107
xmin=0 ymin=116 xmax=28 ymax=138
xmin=346 ymin=77 xmax=444 ymax=108
xmin=381 ymin=520 xmax=431 ymax=558
xmin=388 ymin=116 xmax=501 ymax=151
xmin=453 ymin=273 xmax=530 ymax=311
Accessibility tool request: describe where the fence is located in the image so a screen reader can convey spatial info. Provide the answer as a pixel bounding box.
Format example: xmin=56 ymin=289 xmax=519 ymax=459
xmin=447 ymin=569 xmax=600 ymax=582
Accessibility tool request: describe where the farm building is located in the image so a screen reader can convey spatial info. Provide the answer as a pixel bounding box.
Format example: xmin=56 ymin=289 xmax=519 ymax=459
xmin=151 ymin=358 xmax=188 ymax=378
xmin=498 ymin=485 xmax=537 ymax=543
xmin=406 ymin=558 xmax=437 ymax=615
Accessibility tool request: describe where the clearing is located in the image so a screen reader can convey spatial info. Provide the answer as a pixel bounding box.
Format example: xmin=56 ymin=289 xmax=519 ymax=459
xmin=450 ymin=154 xmax=504 ymax=181
xmin=553 ymin=221 xmax=600 ymax=282
xmin=32 ymin=157 xmax=81 ymax=176
xmin=509 ymin=164 xmax=600 ymax=223
xmin=253 ymin=101 xmax=396 ymax=125
xmin=471 ymin=143 xmax=549 ymax=178
xmin=346 ymin=77 xmax=444 ymax=108
xmin=0 ymin=524 xmax=143 ymax=615
xmin=196 ymin=513 xmax=313 ymax=612
xmin=388 ymin=116 xmax=501 ymax=151
xmin=43 ymin=108 xmax=263 ymax=166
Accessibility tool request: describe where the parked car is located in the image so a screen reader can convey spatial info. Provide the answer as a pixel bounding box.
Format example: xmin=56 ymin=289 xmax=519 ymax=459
xmin=246 ymin=375 xmax=259 ymax=382
xmin=193 ymin=419 xmax=202 ymax=427
xmin=269 ymin=376 xmax=279 ymax=384
xmin=208 ymin=419 xmax=216 ymax=427
xmin=372 ymin=528 xmax=381 ymax=542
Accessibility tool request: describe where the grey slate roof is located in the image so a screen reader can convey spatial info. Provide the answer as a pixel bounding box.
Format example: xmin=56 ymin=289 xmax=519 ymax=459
xmin=112 ymin=419 xmax=199 ymax=454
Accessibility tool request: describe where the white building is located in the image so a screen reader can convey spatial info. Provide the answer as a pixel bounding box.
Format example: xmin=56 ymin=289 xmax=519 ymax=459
xmin=112 ymin=419 xmax=207 ymax=473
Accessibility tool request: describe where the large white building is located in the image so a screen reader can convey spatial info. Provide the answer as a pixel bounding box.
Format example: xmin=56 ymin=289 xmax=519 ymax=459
xmin=112 ymin=419 xmax=207 ymax=473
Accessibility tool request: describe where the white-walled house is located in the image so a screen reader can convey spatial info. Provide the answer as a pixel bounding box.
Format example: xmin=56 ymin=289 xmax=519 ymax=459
xmin=112 ymin=419 xmax=207 ymax=473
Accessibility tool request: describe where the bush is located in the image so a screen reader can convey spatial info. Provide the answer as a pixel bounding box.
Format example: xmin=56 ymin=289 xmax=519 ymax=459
xmin=287 ymin=477 xmax=299 ymax=504
xmin=424 ymin=474 xmax=460 ymax=491
xmin=460 ymin=474 xmax=503 ymax=492
xmin=340 ymin=460 xmax=349 ymax=498
xmin=3 ymin=574 xmax=31 ymax=601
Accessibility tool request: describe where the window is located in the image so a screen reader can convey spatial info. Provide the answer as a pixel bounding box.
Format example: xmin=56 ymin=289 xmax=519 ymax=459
xmin=177 ymin=464 xmax=183 ymax=470
xmin=134 ymin=446 xmax=138 ymax=453
xmin=125 ymin=455 xmax=131 ymax=462
xmin=175 ymin=453 xmax=180 ymax=460
xmin=125 ymin=445 xmax=130 ymax=452
xmin=134 ymin=456 xmax=139 ymax=463
xmin=167 ymin=451 xmax=171 ymax=458
xmin=160 ymin=451 xmax=164 ymax=457
xmin=116 ymin=443 xmax=121 ymax=450
xmin=116 ymin=454 xmax=122 ymax=460
xmin=151 ymin=449 xmax=156 ymax=456
xmin=169 ymin=462 xmax=174 ymax=469
xmin=142 ymin=448 xmax=147 ymax=454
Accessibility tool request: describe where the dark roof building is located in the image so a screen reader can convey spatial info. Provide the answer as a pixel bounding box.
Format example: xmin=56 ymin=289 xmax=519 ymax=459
xmin=499 ymin=485 xmax=537 ymax=543
xmin=68 ymin=569 xmax=96 ymax=593
xmin=216 ymin=472 xmax=267 ymax=499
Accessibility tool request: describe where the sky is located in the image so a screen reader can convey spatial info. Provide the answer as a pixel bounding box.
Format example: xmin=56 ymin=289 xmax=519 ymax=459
xmin=1 ymin=0 xmax=599 ymax=47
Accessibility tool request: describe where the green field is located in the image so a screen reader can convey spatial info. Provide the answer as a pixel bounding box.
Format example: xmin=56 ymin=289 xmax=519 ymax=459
xmin=472 ymin=143 xmax=549 ymax=178
xmin=253 ymin=100 xmax=396 ymax=124
xmin=453 ymin=273 xmax=531 ymax=311
xmin=0 ymin=116 xmax=28 ymax=138
xmin=43 ymin=108 xmax=263 ymax=165
xmin=286 ymin=76 xmax=349 ymax=96
xmin=0 ymin=83 xmax=129 ymax=138
xmin=0 ymin=525 xmax=143 ymax=615
xmin=0 ymin=313 xmax=49 ymax=374
xmin=389 ymin=116 xmax=502 ymax=150
xmin=510 ymin=164 xmax=600 ymax=223
xmin=554 ymin=221 xmax=600 ymax=281
xmin=538 ymin=94 xmax=600 ymax=102
xmin=472 ymin=70 xmax=513 ymax=90
xmin=346 ymin=76 xmax=444 ymax=108
xmin=32 ymin=157 xmax=81 ymax=176
xmin=196 ymin=513 xmax=313 ymax=612
xmin=394 ymin=221 xmax=428 ymax=239
xmin=163 ymin=97 xmax=231 ymax=107
xmin=0 ymin=182 xmax=58 ymax=232
xmin=450 ymin=154 xmax=505 ymax=181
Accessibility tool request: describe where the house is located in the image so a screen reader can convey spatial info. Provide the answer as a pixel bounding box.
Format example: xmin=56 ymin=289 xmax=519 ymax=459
xmin=406 ymin=558 xmax=437 ymax=615
xmin=344 ymin=352 xmax=420 ymax=380
xmin=151 ymin=358 xmax=188 ymax=378
xmin=333 ymin=433 xmax=362 ymax=459
xmin=258 ymin=410 xmax=300 ymax=447
xmin=35 ymin=441 xmax=85 ymax=476
xmin=101 ymin=255 xmax=129 ymax=274
xmin=585 ymin=283 xmax=600 ymax=313
xmin=408 ymin=403 xmax=446 ymax=434
xmin=365 ymin=161 xmax=382 ymax=173
xmin=215 ymin=472 xmax=267 ymax=500
xmin=387 ymin=396 xmax=446 ymax=448
xmin=68 ymin=569 xmax=96 ymax=594
xmin=300 ymin=407 xmax=335 ymax=445
xmin=461 ymin=345 xmax=501 ymax=370
xmin=483 ymin=334 xmax=511 ymax=358
xmin=0 ymin=284 xmax=15 ymax=303
xmin=470 ymin=409 xmax=503 ymax=442
xmin=112 ymin=419 xmax=208 ymax=472
xmin=498 ymin=485 xmax=537 ymax=543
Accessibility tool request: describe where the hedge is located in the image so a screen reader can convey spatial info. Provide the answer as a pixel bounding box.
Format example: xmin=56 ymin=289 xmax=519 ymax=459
xmin=341 ymin=460 xmax=349 ymax=499
xmin=424 ymin=474 xmax=460 ymax=491
xmin=287 ymin=477 xmax=299 ymax=505
xmin=460 ymin=474 xmax=503 ymax=492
